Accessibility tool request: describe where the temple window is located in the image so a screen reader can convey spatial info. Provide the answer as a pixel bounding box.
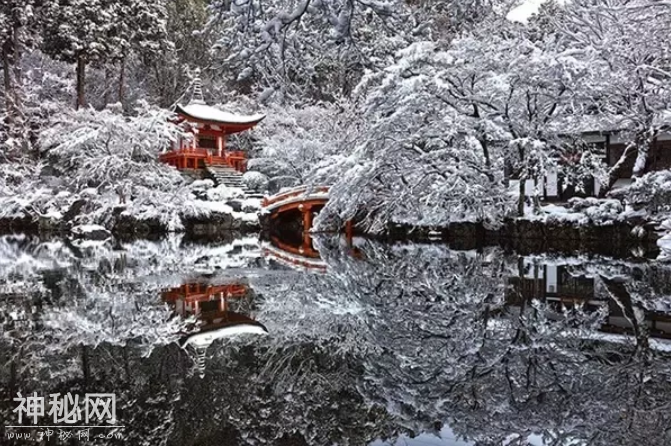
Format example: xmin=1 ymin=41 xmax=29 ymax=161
xmin=198 ymin=135 xmax=217 ymax=149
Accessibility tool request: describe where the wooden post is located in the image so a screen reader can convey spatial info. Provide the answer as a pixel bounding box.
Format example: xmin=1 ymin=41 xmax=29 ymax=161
xmin=303 ymin=206 xmax=313 ymax=232
xmin=345 ymin=220 xmax=353 ymax=245
xmin=76 ymin=55 xmax=86 ymax=109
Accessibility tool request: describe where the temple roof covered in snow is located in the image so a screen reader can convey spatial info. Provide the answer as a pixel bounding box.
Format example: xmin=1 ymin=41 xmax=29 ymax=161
xmin=175 ymin=103 xmax=265 ymax=127
xmin=175 ymin=69 xmax=265 ymax=130
xmin=183 ymin=321 xmax=268 ymax=348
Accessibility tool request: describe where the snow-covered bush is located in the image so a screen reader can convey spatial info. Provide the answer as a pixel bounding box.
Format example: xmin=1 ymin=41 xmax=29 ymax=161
xmin=317 ymin=137 xmax=515 ymax=232
xmin=242 ymin=171 xmax=269 ymax=192
xmin=251 ymin=103 xmax=352 ymax=187
xmin=40 ymin=103 xmax=185 ymax=191
xmin=610 ymin=170 xmax=671 ymax=215
xmin=188 ymin=179 xmax=215 ymax=199
xmin=0 ymin=104 xmax=213 ymax=230
xmin=206 ymin=184 xmax=245 ymax=201
xmin=568 ymin=197 xmax=625 ymax=224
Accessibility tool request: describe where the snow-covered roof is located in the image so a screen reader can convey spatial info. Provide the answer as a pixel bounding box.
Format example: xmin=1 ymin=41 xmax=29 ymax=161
xmin=184 ymin=322 xmax=268 ymax=348
xmin=176 ymin=103 xmax=265 ymax=126
xmin=546 ymin=114 xmax=633 ymax=135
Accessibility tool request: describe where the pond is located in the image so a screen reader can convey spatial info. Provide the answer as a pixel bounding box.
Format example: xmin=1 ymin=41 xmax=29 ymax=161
xmin=1 ymin=233 xmax=670 ymax=445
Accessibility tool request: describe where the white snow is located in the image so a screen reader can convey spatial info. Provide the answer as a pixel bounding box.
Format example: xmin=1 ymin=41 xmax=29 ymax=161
xmin=184 ymin=323 xmax=268 ymax=348
xmin=207 ymin=184 xmax=246 ymax=201
xmin=657 ymin=232 xmax=671 ymax=261
xmin=71 ymin=224 xmax=111 ymax=236
xmin=71 ymin=224 xmax=107 ymax=233
xmin=177 ymin=103 xmax=265 ymax=125
xmin=507 ymin=0 xmax=551 ymax=23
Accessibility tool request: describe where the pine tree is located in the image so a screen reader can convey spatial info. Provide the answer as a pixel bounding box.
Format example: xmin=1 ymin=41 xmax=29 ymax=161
xmin=41 ymin=0 xmax=168 ymax=109
xmin=0 ymin=0 xmax=39 ymax=157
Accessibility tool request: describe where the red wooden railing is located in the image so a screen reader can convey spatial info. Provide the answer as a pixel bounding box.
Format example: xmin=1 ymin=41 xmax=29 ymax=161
xmin=159 ymin=148 xmax=247 ymax=172
xmin=262 ymin=185 xmax=330 ymax=208
xmin=162 ymin=283 xmax=249 ymax=303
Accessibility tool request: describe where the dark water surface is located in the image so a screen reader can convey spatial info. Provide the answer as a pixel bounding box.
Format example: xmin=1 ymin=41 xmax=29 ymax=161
xmin=1 ymin=233 xmax=670 ymax=445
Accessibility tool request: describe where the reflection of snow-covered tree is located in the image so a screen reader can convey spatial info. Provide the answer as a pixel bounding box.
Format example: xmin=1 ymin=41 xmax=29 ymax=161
xmin=310 ymin=237 xmax=671 ymax=445
xmin=2 ymin=235 xmax=671 ymax=445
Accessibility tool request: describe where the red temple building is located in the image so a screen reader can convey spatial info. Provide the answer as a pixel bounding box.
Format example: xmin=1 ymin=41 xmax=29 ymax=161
xmin=162 ymin=281 xmax=267 ymax=349
xmin=159 ymin=73 xmax=265 ymax=173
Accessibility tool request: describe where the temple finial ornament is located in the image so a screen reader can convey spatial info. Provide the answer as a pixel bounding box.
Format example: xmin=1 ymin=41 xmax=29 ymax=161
xmin=190 ymin=68 xmax=206 ymax=105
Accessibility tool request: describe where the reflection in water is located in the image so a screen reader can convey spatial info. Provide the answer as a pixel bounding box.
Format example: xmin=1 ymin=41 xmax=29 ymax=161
xmin=1 ymin=233 xmax=671 ymax=445
xmin=161 ymin=280 xmax=267 ymax=376
xmin=507 ymin=260 xmax=671 ymax=345
xmin=263 ymin=234 xmax=327 ymax=270
xmin=262 ymin=232 xmax=363 ymax=271
xmin=162 ymin=281 xmax=267 ymax=349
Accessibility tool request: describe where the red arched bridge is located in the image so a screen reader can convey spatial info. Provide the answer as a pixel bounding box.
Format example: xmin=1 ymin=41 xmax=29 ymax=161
xmin=262 ymin=185 xmax=355 ymax=239
xmin=262 ymin=185 xmax=331 ymax=231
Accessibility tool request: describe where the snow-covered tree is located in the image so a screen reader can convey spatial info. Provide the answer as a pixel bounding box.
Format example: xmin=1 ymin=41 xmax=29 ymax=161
xmin=548 ymin=0 xmax=671 ymax=189
xmin=110 ymin=0 xmax=171 ymax=106
xmin=248 ymin=102 xmax=354 ymax=192
xmin=40 ymin=0 xmax=169 ymax=109
xmin=207 ymin=0 xmax=414 ymax=103
xmin=0 ymin=0 xmax=40 ymax=158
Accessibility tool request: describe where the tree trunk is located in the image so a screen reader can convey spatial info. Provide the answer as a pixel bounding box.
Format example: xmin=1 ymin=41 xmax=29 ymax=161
xmin=518 ymin=174 xmax=526 ymax=217
xmin=11 ymin=22 xmax=21 ymax=114
xmin=2 ymin=41 xmax=14 ymax=124
xmin=76 ymin=55 xmax=87 ymax=109
xmin=104 ymin=66 xmax=111 ymax=105
xmin=479 ymin=135 xmax=491 ymax=168
xmin=118 ymin=55 xmax=126 ymax=105
xmin=632 ymin=133 xmax=655 ymax=178
xmin=81 ymin=345 xmax=90 ymax=390
xmin=600 ymin=143 xmax=636 ymax=197
xmin=2 ymin=24 xmax=26 ymax=160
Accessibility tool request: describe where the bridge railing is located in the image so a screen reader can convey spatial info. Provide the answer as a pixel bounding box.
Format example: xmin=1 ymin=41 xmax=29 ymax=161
xmin=262 ymin=185 xmax=330 ymax=208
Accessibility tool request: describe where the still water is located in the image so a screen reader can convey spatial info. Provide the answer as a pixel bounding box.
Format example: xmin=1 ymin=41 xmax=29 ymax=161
xmin=1 ymin=233 xmax=670 ymax=445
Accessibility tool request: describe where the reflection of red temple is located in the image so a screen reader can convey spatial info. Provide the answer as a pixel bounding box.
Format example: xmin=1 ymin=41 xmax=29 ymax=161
xmin=162 ymin=281 xmax=267 ymax=348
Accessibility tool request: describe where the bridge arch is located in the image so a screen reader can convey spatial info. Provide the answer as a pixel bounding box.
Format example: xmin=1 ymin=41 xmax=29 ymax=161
xmin=262 ymin=186 xmax=330 ymax=232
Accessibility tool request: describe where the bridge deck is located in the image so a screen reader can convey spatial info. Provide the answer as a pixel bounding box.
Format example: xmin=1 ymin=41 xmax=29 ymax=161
xmin=262 ymin=186 xmax=330 ymax=213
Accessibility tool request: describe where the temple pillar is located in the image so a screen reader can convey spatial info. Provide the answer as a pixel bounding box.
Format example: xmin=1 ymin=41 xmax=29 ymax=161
xmin=302 ymin=205 xmax=313 ymax=233
xmin=302 ymin=231 xmax=312 ymax=254
xmin=345 ymin=220 xmax=353 ymax=245
xmin=217 ymin=136 xmax=223 ymax=157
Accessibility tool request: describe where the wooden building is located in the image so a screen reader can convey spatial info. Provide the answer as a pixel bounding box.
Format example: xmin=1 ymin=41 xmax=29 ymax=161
xmin=159 ymin=73 xmax=265 ymax=173
xmin=506 ymin=260 xmax=671 ymax=341
xmin=162 ymin=281 xmax=267 ymax=349
xmin=510 ymin=124 xmax=671 ymax=201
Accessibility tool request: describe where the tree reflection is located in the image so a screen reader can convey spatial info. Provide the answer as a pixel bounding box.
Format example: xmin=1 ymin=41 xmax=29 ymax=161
xmin=1 ymin=233 xmax=670 ymax=445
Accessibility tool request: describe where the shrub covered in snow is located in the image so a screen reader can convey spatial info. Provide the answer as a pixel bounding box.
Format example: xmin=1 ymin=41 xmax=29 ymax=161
xmin=206 ymin=185 xmax=245 ymax=201
xmin=242 ymin=171 xmax=269 ymax=192
xmin=568 ymin=197 xmax=625 ymax=223
xmin=611 ymin=171 xmax=671 ymax=215
xmin=0 ymin=105 xmax=258 ymax=232
xmin=188 ymin=179 xmax=215 ymax=199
